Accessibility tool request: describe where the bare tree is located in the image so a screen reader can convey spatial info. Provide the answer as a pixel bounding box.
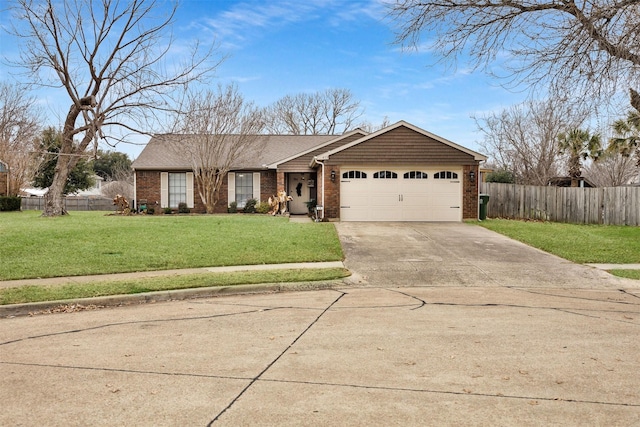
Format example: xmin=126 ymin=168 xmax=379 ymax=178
xmin=357 ymin=116 xmax=391 ymax=133
xmin=583 ymin=152 xmax=638 ymax=187
xmin=99 ymin=161 xmax=134 ymax=202
xmin=7 ymin=0 xmax=219 ymax=216
xmin=388 ymin=1 xmax=640 ymax=112
xmin=476 ymin=99 xmax=586 ymax=185
xmin=0 ymin=82 xmax=41 ymax=196
xmin=264 ymin=88 xmax=363 ymax=135
xmin=168 ymin=84 xmax=266 ymax=214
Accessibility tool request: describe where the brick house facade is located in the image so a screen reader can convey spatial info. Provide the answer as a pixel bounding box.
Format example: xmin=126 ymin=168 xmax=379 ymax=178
xmin=132 ymin=121 xmax=486 ymax=221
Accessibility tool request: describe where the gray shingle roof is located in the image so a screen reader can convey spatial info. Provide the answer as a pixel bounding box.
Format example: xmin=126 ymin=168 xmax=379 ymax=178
xmin=132 ymin=134 xmax=335 ymax=170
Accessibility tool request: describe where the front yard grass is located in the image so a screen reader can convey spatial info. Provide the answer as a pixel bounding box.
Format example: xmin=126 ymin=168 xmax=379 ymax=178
xmin=0 ymin=268 xmax=350 ymax=305
xmin=1 ymin=211 xmax=344 ymax=280
xmin=476 ymin=219 xmax=640 ymax=279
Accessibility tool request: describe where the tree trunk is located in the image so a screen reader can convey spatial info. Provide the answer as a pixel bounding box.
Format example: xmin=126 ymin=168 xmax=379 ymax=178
xmin=42 ymin=155 xmax=72 ymax=216
xmin=42 ymin=103 xmax=87 ymax=217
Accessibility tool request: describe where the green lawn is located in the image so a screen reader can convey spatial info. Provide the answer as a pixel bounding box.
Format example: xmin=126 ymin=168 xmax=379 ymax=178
xmin=0 ymin=268 xmax=350 ymax=305
xmin=0 ymin=211 xmax=344 ymax=280
xmin=476 ymin=219 xmax=640 ymax=278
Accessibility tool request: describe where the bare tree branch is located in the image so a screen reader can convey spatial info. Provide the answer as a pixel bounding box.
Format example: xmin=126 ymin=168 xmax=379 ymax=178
xmin=388 ymin=0 xmax=640 ymax=110
xmin=264 ymin=88 xmax=363 ymax=135
xmin=0 ymin=82 xmax=42 ymax=196
xmin=475 ymin=99 xmax=587 ymax=185
xmin=168 ymin=84 xmax=266 ymax=214
xmin=7 ymin=0 xmax=221 ymax=215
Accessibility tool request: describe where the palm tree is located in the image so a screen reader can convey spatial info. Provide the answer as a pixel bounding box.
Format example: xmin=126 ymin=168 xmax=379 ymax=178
xmin=557 ymin=129 xmax=602 ymax=186
xmin=609 ymin=111 xmax=640 ymax=169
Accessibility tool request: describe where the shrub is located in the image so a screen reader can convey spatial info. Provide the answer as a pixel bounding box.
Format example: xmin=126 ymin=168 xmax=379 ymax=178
xmin=163 ymin=207 xmax=172 ymax=214
xmin=243 ymin=198 xmax=257 ymax=213
xmin=486 ymin=169 xmax=515 ymax=183
xmin=228 ymin=201 xmax=237 ymax=213
xmin=178 ymin=202 xmax=190 ymax=214
xmin=0 ymin=196 xmax=21 ymax=211
xmin=305 ymin=199 xmax=317 ymax=214
xmin=256 ymin=201 xmax=271 ymax=214
xmin=147 ymin=207 xmax=155 ymax=215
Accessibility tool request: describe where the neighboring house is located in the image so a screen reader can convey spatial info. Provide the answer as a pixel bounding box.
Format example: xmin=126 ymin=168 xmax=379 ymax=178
xmin=21 ymin=175 xmax=105 ymax=197
xmin=132 ymin=121 xmax=487 ymax=221
xmin=547 ymin=176 xmax=596 ymax=188
xmin=73 ymin=175 xmax=104 ymax=196
xmin=0 ymin=160 xmax=8 ymax=196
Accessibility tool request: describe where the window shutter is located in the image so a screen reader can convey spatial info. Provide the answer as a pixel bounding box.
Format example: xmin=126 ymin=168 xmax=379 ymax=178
xmin=160 ymin=172 xmax=168 ymax=208
xmin=186 ymin=172 xmax=194 ymax=208
xmin=227 ymin=172 xmax=235 ymax=207
xmin=252 ymin=172 xmax=261 ymax=201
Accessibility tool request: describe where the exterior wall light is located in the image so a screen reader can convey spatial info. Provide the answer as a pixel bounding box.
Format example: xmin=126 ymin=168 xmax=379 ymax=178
xmin=330 ymin=170 xmax=336 ymax=182
xmin=469 ymin=170 xmax=475 ymax=182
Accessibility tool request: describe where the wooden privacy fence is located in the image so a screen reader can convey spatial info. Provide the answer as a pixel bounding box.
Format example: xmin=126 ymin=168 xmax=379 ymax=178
xmin=21 ymin=196 xmax=115 ymax=211
xmin=482 ymin=183 xmax=640 ymax=226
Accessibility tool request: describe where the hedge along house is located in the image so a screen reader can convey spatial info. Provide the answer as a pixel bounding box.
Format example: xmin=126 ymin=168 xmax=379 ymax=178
xmin=132 ymin=121 xmax=487 ymax=221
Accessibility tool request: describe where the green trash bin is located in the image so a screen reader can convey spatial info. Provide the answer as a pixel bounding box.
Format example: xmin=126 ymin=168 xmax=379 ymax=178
xmin=479 ymin=194 xmax=490 ymax=221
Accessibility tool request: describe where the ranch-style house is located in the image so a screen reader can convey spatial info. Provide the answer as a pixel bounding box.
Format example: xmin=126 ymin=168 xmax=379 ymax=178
xmin=132 ymin=120 xmax=487 ymax=221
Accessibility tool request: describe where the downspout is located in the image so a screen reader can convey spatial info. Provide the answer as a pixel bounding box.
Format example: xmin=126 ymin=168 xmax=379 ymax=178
xmin=319 ymin=160 xmax=325 ymax=220
xmin=133 ymin=170 xmax=137 ymax=211
xmin=312 ymin=156 xmax=326 ymax=221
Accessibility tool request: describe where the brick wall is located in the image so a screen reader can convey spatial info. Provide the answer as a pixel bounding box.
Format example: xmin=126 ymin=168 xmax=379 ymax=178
xmin=134 ymin=170 xmax=161 ymax=212
xmin=276 ymin=171 xmax=285 ymax=193
xmin=261 ymin=170 xmax=277 ymax=201
xmin=462 ymin=164 xmax=479 ymax=220
xmin=323 ymin=166 xmax=340 ymax=219
xmin=0 ymin=172 xmax=7 ymax=196
xmin=136 ymin=170 xmax=278 ymax=214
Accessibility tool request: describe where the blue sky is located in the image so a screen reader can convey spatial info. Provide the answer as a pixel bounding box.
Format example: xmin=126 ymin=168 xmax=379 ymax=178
xmin=1 ymin=0 xmax=528 ymax=159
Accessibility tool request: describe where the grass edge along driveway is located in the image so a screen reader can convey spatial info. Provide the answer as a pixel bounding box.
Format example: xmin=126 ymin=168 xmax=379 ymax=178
xmin=475 ymin=219 xmax=640 ymax=280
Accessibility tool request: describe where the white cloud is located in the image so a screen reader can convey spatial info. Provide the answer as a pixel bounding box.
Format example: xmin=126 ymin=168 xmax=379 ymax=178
xmin=191 ymin=0 xmax=337 ymax=49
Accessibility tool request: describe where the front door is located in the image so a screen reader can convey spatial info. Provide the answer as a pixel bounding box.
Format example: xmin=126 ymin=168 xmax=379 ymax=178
xmin=288 ymin=173 xmax=310 ymax=214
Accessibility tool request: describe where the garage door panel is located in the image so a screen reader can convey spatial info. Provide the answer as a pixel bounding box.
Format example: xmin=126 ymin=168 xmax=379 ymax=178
xmin=428 ymin=206 xmax=462 ymax=221
xmin=340 ymin=167 xmax=463 ymax=222
xmin=341 ymin=207 xmax=371 ymax=221
xmin=370 ymin=194 xmax=400 ymax=207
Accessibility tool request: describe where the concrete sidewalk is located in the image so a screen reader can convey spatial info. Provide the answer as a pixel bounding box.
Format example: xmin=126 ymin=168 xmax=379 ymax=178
xmin=0 ymin=261 xmax=345 ymax=290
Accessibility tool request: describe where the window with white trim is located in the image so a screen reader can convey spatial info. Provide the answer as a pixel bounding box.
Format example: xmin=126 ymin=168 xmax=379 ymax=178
xmin=168 ymin=173 xmax=186 ymax=208
xmin=235 ymin=172 xmax=253 ymax=208
xmin=434 ymin=171 xmax=458 ymax=179
xmin=404 ymin=171 xmax=428 ymax=179
xmin=373 ymin=170 xmax=398 ymax=179
xmin=342 ymin=170 xmax=367 ymax=179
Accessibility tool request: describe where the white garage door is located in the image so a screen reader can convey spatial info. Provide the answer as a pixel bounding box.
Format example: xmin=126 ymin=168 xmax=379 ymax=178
xmin=340 ymin=167 xmax=462 ymax=221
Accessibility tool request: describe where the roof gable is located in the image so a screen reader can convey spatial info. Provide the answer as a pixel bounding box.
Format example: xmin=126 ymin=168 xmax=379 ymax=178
xmin=317 ymin=121 xmax=487 ymax=162
xmin=267 ymin=129 xmax=369 ymax=169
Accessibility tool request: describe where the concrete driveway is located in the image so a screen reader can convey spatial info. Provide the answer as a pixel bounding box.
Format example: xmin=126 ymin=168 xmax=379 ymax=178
xmin=1 ymin=223 xmax=639 ymax=426
xmin=336 ymin=222 xmax=634 ymax=289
